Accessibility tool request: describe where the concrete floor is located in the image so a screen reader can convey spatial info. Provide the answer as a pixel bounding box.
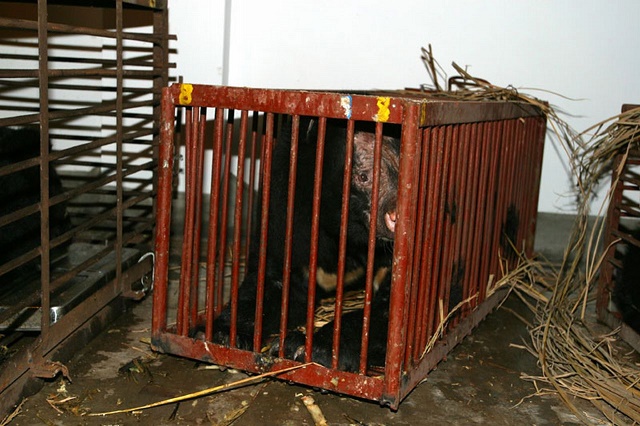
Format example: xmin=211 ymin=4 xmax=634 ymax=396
xmin=5 ymin=213 xmax=615 ymax=425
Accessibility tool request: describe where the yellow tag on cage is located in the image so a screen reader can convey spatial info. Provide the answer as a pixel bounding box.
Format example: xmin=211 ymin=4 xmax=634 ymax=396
xmin=376 ymin=97 xmax=391 ymax=122
xmin=179 ymin=84 xmax=193 ymax=105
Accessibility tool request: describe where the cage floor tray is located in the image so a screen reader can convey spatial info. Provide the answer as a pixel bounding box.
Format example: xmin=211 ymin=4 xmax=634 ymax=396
xmin=0 ymin=243 xmax=139 ymax=331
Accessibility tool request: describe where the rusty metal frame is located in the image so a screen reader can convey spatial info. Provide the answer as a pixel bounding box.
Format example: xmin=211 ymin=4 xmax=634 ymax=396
xmin=0 ymin=0 xmax=171 ymax=416
xmin=596 ymin=104 xmax=640 ymax=351
xmin=152 ymin=84 xmax=546 ymax=409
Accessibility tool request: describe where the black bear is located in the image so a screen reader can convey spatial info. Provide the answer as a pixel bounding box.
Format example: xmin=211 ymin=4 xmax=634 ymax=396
xmin=213 ymin=116 xmax=400 ymax=371
xmin=0 ymin=127 xmax=70 ymax=282
xmin=613 ymin=227 xmax=640 ymax=334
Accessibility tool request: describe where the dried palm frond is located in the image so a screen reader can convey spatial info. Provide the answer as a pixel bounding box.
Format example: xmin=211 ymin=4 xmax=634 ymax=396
xmin=420 ymin=49 xmax=640 ymax=422
xmin=417 ymin=45 xmax=640 ymax=423
xmin=527 ymin=106 xmax=640 ymax=425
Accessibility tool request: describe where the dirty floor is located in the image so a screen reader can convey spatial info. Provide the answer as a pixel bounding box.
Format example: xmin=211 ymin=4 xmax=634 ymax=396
xmin=4 ymin=214 xmax=619 ymax=425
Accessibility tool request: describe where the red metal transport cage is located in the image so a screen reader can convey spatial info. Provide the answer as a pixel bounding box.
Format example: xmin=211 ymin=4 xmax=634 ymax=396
xmin=151 ymin=84 xmax=546 ymax=409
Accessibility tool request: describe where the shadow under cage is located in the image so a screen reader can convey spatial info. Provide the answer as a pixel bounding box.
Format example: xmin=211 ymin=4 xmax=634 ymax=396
xmin=152 ymin=84 xmax=546 ymax=409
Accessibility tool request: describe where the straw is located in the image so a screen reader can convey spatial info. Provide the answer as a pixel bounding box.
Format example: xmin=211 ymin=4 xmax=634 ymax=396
xmin=418 ymin=45 xmax=640 ymax=422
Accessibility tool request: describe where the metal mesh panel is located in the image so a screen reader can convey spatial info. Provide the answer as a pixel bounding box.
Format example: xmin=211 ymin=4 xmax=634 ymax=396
xmin=0 ymin=0 xmax=171 ymax=415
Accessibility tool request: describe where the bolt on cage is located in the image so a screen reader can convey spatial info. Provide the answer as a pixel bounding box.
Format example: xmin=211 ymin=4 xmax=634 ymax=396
xmin=152 ymin=84 xmax=546 ymax=409
xmin=597 ymin=104 xmax=640 ymax=351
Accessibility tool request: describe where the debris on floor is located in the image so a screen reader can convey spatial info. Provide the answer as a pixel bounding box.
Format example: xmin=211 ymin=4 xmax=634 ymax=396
xmin=3 ymin=289 xmax=611 ymax=425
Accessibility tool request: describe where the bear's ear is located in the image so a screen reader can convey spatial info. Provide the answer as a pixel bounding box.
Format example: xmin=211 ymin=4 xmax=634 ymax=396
xmin=352 ymin=131 xmax=376 ymax=167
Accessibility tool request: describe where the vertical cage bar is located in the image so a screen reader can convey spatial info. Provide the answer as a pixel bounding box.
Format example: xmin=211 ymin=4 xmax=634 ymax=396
xmin=521 ymin=119 xmax=538 ymax=252
xmin=253 ymin=113 xmax=275 ymax=347
xmin=205 ymin=108 xmax=226 ymax=339
xmin=525 ymin=117 xmax=546 ymax=255
xmin=513 ymin=120 xmax=532 ymax=253
xmin=357 ymin=121 xmax=385 ymax=373
xmin=469 ymin=122 xmax=491 ymax=308
xmin=460 ymin=124 xmax=478 ymax=310
xmin=508 ymin=119 xmax=521 ymax=251
xmin=451 ymin=123 xmax=472 ymax=323
xmin=478 ymin=121 xmax=502 ymax=299
xmin=276 ymin=115 xmax=300 ymax=356
xmin=218 ymin=110 xmax=236 ymax=344
xmin=460 ymin=124 xmax=481 ymax=316
xmin=115 ymin=0 xmax=124 ymax=292
xmin=426 ymin=125 xmax=452 ymax=339
xmin=418 ymin=126 xmax=443 ymax=352
xmin=383 ymin=102 xmax=420 ymax=405
xmin=489 ymin=120 xmax=511 ymax=275
xmin=303 ymin=117 xmax=327 ymax=362
xmin=439 ymin=124 xmax=461 ymax=326
xmin=232 ymin=110 xmax=249 ymax=345
xmin=152 ymin=88 xmax=177 ymax=335
xmin=504 ymin=119 xmax=521 ymax=262
xmin=517 ymin=122 xmax=528 ymax=248
xmin=405 ymin=126 xmax=430 ymax=366
xmin=331 ymin=119 xmax=355 ymax=368
xmin=244 ymin=111 xmax=260 ymax=265
xmin=37 ymin=0 xmax=51 ymax=334
xmin=177 ymin=107 xmax=197 ymax=336
xmin=411 ymin=128 xmax=432 ymax=360
xmin=189 ymin=108 xmax=207 ymax=329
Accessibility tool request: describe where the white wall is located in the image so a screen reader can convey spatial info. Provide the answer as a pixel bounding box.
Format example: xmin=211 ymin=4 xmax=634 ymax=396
xmin=168 ymin=1 xmax=226 ymax=86
xmin=169 ymin=0 xmax=640 ymax=214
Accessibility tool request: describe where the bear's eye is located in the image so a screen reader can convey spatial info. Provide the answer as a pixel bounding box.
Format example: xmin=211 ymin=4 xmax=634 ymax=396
xmin=356 ymin=172 xmax=369 ymax=183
